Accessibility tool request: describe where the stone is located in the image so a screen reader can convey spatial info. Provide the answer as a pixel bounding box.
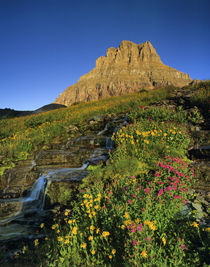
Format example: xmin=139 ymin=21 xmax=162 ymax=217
xmin=55 ymin=41 xmax=192 ymax=106
xmin=67 ymin=125 xmax=79 ymax=134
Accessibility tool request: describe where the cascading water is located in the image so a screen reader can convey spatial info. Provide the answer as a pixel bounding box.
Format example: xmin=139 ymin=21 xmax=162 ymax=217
xmin=0 ymin=116 xmax=128 ymax=244
xmin=23 ymin=175 xmax=49 ymax=211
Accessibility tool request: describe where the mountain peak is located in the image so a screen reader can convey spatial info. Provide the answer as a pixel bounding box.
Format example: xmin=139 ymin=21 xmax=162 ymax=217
xmin=55 ymin=40 xmax=192 ymax=106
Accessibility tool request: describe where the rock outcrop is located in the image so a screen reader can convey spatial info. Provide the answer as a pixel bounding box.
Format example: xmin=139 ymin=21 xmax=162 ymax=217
xmin=55 ymin=40 xmax=192 ymax=106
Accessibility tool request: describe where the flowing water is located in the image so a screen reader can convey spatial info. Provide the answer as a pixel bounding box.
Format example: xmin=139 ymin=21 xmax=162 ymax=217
xmin=0 ymin=117 xmax=127 ymax=244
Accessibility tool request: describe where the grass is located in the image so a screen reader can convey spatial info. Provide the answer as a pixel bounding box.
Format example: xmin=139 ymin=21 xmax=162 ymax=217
xmin=1 ymin=82 xmax=210 ymax=266
xmin=0 ymin=86 xmax=173 ymax=177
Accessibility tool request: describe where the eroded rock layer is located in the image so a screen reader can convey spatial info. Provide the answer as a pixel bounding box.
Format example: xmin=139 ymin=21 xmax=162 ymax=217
xmin=55 ymin=41 xmax=192 ymax=105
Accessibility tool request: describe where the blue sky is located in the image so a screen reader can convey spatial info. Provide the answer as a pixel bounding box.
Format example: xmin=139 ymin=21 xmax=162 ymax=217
xmin=0 ymin=0 xmax=209 ymax=110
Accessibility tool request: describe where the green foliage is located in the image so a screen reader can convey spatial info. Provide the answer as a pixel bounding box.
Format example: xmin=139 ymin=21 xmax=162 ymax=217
xmin=190 ymin=81 xmax=210 ymax=114
xmin=188 ymin=106 xmax=204 ymax=124
xmin=128 ymin=105 xmax=188 ymax=123
xmin=23 ymin=157 xmax=208 ymax=266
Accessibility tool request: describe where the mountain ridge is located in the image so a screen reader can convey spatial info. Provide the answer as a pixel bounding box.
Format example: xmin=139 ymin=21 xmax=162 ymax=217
xmin=55 ymin=40 xmax=192 ymax=106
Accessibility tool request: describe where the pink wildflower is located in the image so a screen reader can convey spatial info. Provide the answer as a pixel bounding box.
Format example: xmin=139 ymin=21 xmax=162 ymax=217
xmin=158 ymin=189 xmax=163 ymax=196
xmin=181 ymin=244 xmax=186 ymax=250
xmin=133 ymin=240 xmax=137 ymax=245
xmin=138 ymin=224 xmax=142 ymax=231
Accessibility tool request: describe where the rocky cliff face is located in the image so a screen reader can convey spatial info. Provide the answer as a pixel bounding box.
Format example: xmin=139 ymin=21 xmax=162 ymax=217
xmin=55 ymin=41 xmax=192 ymax=106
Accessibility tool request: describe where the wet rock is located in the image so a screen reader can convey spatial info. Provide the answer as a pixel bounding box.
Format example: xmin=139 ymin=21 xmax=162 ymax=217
xmin=67 ymin=125 xmax=79 ymax=134
xmin=192 ymin=161 xmax=210 ymax=201
xmin=189 ymin=146 xmax=210 ymax=159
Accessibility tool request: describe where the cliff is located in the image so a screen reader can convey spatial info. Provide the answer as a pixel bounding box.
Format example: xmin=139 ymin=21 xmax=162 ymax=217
xmin=55 ymin=41 xmax=192 ymax=105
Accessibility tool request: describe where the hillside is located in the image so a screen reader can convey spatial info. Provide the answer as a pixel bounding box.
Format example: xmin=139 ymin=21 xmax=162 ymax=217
xmin=0 ymin=82 xmax=209 ymax=266
xmin=0 ymin=104 xmax=66 ymax=120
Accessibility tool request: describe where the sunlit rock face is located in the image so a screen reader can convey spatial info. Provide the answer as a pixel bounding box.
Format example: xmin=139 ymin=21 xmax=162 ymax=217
xmin=55 ymin=40 xmax=192 ymax=106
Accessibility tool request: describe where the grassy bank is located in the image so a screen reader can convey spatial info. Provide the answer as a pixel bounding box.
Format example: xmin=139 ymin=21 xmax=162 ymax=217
xmin=0 ymin=86 xmax=173 ymax=177
xmin=4 ymin=82 xmax=209 ymax=266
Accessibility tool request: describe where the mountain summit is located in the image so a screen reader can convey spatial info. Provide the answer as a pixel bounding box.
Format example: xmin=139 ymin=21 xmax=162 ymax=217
xmin=55 ymin=41 xmax=192 ymax=106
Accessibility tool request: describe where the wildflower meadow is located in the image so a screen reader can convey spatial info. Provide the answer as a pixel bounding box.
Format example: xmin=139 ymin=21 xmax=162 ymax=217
xmin=1 ymin=83 xmax=209 ymax=266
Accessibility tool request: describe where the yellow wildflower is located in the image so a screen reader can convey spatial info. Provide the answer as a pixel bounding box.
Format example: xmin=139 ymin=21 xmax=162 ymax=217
xmin=90 ymin=225 xmax=95 ymax=231
xmin=94 ymin=205 xmax=100 ymax=210
xmin=162 ymin=237 xmax=166 ymax=246
xmin=91 ymin=250 xmax=95 ymax=255
xmin=109 ymin=255 xmax=113 ymax=259
xmin=40 ymin=223 xmax=44 ymax=228
xmin=149 ymin=222 xmax=156 ymax=231
xmin=124 ymin=212 xmax=129 ymax=219
xmin=92 ymin=211 xmax=96 ymax=216
xmin=112 ymin=249 xmax=116 ymax=255
xmin=22 ymin=246 xmax=27 ymax=254
xmin=141 ymin=250 xmax=147 ymax=258
xmin=81 ymin=243 xmax=87 ymax=249
xmin=72 ymin=227 xmax=77 ymax=235
xmin=102 ymin=231 xmax=110 ymax=238
xmin=57 ymin=236 xmax=63 ymax=242
xmin=192 ymin=222 xmax=199 ymax=228
xmin=51 ymin=224 xmax=58 ymax=229
xmin=88 ymin=236 xmax=93 ymax=240
xmin=144 ymin=220 xmax=150 ymax=225
xmin=34 ymin=239 xmax=39 ymax=246
xmin=57 ymin=229 xmax=60 ymax=234
xmin=65 ymin=239 xmax=69 ymax=244
xmin=96 ymin=228 xmax=100 ymax=234
xmin=68 ymin=220 xmax=72 ymax=224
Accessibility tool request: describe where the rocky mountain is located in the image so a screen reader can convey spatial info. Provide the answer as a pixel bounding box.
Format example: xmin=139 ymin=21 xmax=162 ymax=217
xmin=55 ymin=40 xmax=192 ymax=106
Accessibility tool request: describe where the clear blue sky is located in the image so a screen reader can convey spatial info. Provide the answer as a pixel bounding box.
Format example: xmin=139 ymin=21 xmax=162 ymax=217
xmin=0 ymin=0 xmax=209 ymax=110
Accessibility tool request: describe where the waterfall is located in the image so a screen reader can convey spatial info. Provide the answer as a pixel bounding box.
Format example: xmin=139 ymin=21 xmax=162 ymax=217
xmin=23 ymin=175 xmax=49 ymax=210
xmin=97 ymin=123 xmax=109 ymax=135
